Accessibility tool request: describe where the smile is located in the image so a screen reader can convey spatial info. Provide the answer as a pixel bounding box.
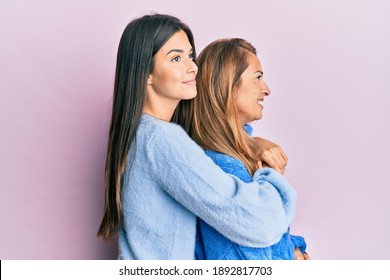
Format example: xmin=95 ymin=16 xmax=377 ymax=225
xmin=183 ymin=79 xmax=196 ymax=86
xmin=256 ymin=99 xmax=264 ymax=105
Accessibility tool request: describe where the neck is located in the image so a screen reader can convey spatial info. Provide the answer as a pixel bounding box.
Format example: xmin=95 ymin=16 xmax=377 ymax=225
xmin=143 ymin=99 xmax=179 ymax=122
xmin=144 ymin=86 xmax=182 ymax=121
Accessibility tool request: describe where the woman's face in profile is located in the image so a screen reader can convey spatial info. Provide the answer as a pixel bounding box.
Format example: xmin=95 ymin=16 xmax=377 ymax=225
xmin=147 ymin=30 xmax=198 ymax=102
xmin=235 ymin=52 xmax=270 ymax=125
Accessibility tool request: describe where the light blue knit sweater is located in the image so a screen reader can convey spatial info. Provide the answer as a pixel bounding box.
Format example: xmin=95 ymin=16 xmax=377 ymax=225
xmin=118 ymin=114 xmax=297 ymax=259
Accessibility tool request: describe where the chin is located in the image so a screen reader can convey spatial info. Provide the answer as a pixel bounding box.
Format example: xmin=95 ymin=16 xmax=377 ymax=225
xmin=183 ymin=90 xmax=197 ymax=100
xmin=254 ymin=114 xmax=262 ymax=121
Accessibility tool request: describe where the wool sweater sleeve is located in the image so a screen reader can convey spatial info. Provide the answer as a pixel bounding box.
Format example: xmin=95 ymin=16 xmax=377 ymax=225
xmin=146 ymin=123 xmax=296 ymax=247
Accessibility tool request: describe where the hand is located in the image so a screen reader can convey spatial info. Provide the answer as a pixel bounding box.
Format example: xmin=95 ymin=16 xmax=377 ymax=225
xmin=294 ymin=248 xmax=311 ymax=260
xmin=254 ymin=137 xmax=288 ymax=174
xmin=294 ymin=248 xmax=304 ymax=260
xmin=303 ymin=252 xmax=311 ymax=260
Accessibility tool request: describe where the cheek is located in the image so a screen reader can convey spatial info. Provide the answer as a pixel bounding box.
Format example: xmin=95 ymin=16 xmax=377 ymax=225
xmin=161 ymin=63 xmax=182 ymax=78
xmin=154 ymin=71 xmax=177 ymax=91
xmin=164 ymin=69 xmax=183 ymax=91
xmin=235 ymin=96 xmax=246 ymax=113
xmin=154 ymin=63 xmax=182 ymax=82
xmin=171 ymin=68 xmax=184 ymax=83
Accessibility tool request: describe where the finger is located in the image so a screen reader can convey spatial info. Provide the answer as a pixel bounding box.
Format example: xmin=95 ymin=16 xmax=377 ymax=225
xmin=295 ymin=254 xmax=304 ymax=260
xmin=278 ymin=147 xmax=288 ymax=163
xmin=271 ymin=150 xmax=287 ymax=174
xmin=271 ymin=148 xmax=288 ymax=169
xmin=263 ymin=151 xmax=284 ymax=174
xmin=260 ymin=152 xmax=278 ymax=171
xmin=303 ymin=252 xmax=311 ymax=260
xmin=294 ymin=249 xmax=304 ymax=260
xmin=277 ymin=150 xmax=288 ymax=168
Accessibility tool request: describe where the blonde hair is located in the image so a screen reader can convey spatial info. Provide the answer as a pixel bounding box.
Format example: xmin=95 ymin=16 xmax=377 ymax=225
xmin=191 ymin=38 xmax=259 ymax=175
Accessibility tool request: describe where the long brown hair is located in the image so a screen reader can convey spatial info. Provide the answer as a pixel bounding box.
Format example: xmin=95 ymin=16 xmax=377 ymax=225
xmin=189 ymin=38 xmax=259 ymax=175
xmin=97 ymin=14 xmax=196 ymax=241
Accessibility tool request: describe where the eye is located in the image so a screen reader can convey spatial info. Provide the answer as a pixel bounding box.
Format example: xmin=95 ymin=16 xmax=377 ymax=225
xmin=257 ymin=75 xmax=263 ymax=81
xmin=189 ymin=53 xmax=195 ymax=60
xmin=171 ymin=56 xmax=181 ymax=62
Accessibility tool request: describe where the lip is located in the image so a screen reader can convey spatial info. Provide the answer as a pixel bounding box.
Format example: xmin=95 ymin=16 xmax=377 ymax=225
xmin=183 ymin=79 xmax=196 ymax=86
xmin=257 ymin=98 xmax=264 ymax=106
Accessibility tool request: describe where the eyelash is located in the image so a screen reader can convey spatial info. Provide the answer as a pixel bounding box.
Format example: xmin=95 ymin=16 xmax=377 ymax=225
xmin=171 ymin=53 xmax=195 ymax=62
xmin=257 ymin=75 xmax=263 ymax=80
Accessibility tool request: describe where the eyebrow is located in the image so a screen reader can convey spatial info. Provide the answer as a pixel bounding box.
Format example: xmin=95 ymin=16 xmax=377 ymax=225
xmin=254 ymin=70 xmax=264 ymax=75
xmin=166 ymin=48 xmax=193 ymax=55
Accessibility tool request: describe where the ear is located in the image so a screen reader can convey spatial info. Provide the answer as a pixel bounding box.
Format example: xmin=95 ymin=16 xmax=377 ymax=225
xmin=147 ymin=74 xmax=153 ymax=85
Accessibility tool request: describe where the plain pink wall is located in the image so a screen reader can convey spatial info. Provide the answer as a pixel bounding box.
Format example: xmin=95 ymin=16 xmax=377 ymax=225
xmin=1 ymin=0 xmax=389 ymax=259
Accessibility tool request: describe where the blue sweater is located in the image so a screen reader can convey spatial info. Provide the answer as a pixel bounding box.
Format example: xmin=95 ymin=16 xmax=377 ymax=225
xmin=195 ymin=124 xmax=306 ymax=260
xmin=118 ymin=114 xmax=297 ymax=259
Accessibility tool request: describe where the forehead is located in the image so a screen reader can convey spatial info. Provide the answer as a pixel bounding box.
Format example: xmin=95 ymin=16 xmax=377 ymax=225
xmin=158 ymin=30 xmax=192 ymax=53
xmin=245 ymin=52 xmax=262 ymax=70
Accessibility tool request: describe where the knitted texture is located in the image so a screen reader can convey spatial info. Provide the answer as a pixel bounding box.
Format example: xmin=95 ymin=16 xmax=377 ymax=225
xmin=119 ymin=114 xmax=297 ymax=259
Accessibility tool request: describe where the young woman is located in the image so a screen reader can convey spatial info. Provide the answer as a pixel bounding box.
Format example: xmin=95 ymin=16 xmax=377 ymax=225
xmin=189 ymin=38 xmax=309 ymax=260
xmin=97 ymin=14 xmax=297 ymax=260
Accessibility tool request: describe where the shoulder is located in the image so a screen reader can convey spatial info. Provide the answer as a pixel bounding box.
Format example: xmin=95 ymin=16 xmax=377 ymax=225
xmin=205 ymin=150 xmax=252 ymax=183
xmin=139 ymin=114 xmax=206 ymax=160
xmin=139 ymin=114 xmax=191 ymax=144
xmin=140 ymin=113 xmax=185 ymax=134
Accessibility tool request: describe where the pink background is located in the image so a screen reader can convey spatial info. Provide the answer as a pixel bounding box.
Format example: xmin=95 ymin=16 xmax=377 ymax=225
xmin=1 ymin=0 xmax=389 ymax=259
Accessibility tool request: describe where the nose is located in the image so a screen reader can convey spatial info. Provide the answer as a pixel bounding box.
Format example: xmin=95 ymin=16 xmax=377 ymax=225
xmin=262 ymin=80 xmax=270 ymax=96
xmin=187 ymin=58 xmax=198 ymax=76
